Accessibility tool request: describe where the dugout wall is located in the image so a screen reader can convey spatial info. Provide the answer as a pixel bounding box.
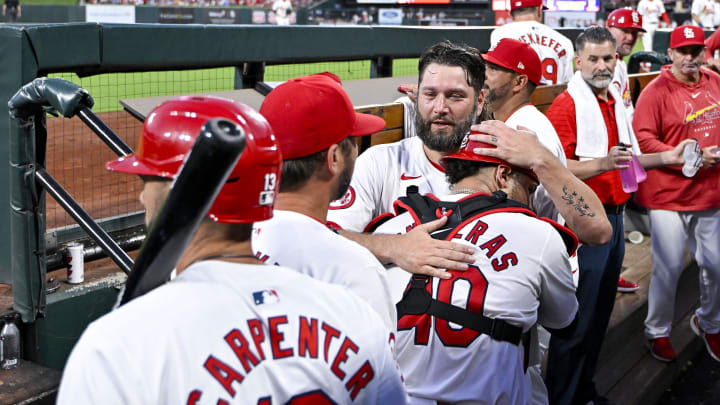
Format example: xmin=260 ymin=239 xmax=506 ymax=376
xmin=1 ymin=23 xmax=594 ymax=369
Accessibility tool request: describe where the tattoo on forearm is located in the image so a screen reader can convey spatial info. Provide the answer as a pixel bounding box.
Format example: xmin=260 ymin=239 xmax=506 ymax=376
xmin=561 ymin=186 xmax=596 ymax=217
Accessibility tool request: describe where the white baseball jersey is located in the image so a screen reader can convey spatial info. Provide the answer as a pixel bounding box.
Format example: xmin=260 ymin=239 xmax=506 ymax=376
xmin=57 ymin=262 xmax=408 ymax=405
xmin=327 ymin=136 xmax=451 ymax=232
xmin=252 ymin=209 xmax=397 ymax=332
xmin=375 ymin=194 xmax=578 ymax=404
xmin=491 ymin=21 xmax=575 ymax=85
xmin=638 ymin=0 xmax=666 ymax=24
xmin=505 ymin=104 xmax=567 ymax=223
xmin=612 ymin=59 xmax=635 ymax=121
xmin=272 ymin=0 xmax=292 ymax=25
xmin=692 ymin=0 xmax=715 ymax=28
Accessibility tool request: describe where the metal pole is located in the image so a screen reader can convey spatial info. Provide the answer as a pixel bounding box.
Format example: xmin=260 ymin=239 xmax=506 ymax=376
xmin=35 ymin=168 xmax=133 ymax=274
xmin=77 ymin=107 xmax=134 ymax=157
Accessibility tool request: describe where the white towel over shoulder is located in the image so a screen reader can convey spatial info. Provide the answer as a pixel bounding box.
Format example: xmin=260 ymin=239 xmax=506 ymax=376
xmin=567 ymin=71 xmax=641 ymax=161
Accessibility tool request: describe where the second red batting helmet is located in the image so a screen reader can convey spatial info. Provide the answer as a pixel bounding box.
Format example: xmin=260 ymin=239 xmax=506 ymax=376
xmin=106 ymin=96 xmax=282 ymax=224
xmin=607 ymin=8 xmax=646 ymax=32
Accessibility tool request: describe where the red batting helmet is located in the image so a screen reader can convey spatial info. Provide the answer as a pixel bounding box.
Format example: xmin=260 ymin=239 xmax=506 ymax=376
xmin=106 ymin=96 xmax=282 ymax=224
xmin=607 ymin=8 xmax=646 ymax=32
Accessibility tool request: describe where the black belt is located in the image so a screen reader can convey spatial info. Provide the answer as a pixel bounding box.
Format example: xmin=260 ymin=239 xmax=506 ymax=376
xmin=603 ymin=203 xmax=625 ymax=214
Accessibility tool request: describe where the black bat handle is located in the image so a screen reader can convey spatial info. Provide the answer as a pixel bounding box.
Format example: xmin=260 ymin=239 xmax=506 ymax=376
xmin=120 ymin=118 xmax=247 ymax=305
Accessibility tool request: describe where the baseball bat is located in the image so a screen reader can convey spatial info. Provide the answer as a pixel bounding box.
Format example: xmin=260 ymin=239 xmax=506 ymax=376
xmin=119 ymin=118 xmax=247 ymax=305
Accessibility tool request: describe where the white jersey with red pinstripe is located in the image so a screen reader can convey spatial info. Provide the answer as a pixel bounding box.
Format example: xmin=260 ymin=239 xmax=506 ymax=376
xmin=373 ymin=193 xmax=578 ymax=404
xmin=491 ymin=21 xmax=575 ymax=85
xmin=57 ymin=261 xmax=408 ymax=405
xmin=327 ymin=136 xmax=451 ymax=232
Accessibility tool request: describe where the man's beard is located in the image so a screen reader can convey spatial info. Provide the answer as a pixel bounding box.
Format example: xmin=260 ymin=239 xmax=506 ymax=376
xmin=582 ymin=71 xmax=613 ymax=89
xmin=484 ymin=81 xmax=512 ymax=107
xmin=414 ymin=102 xmax=478 ymax=153
xmin=333 ymin=161 xmax=354 ymax=201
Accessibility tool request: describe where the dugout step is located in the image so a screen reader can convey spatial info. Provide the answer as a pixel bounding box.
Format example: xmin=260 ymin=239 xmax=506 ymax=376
xmin=594 ymin=236 xmax=702 ymax=404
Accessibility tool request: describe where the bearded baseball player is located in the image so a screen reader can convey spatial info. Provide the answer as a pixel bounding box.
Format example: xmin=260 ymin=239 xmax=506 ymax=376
xmin=490 ymin=0 xmax=575 ymax=85
xmin=328 ymin=40 xmax=611 ymax=281
xmin=252 ymin=73 xmax=396 ymax=332
xmin=374 ymin=138 xmax=578 ymax=404
xmin=634 ymin=25 xmax=720 ymax=363
xmin=57 ymin=96 xmax=407 ymax=404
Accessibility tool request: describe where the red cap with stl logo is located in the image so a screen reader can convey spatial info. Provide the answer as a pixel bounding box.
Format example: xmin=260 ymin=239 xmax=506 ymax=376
xmin=482 ymin=38 xmax=542 ymax=85
xmin=607 ymin=8 xmax=646 ymax=32
xmin=670 ymin=25 xmax=706 ymax=49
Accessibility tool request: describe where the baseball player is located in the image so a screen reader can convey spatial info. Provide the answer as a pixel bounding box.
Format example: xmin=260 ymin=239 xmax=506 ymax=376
xmin=272 ymin=0 xmax=293 ymax=25
xmin=374 ymin=138 xmax=578 ymax=404
xmin=252 ymin=73 xmax=396 ymax=332
xmin=482 ymin=38 xmax=567 ymax=222
xmin=637 ymin=0 xmax=671 ymax=52
xmin=57 ymin=96 xmax=407 ymax=404
xmin=692 ymin=0 xmax=716 ymax=28
xmin=327 ymin=40 xmax=611 ymax=278
xmin=2 ymin=0 xmax=19 ymax=23
xmin=490 ymin=0 xmax=575 ymax=85
xmin=634 ymin=25 xmax=720 ymax=363
xmin=607 ymin=8 xmax=646 ymax=120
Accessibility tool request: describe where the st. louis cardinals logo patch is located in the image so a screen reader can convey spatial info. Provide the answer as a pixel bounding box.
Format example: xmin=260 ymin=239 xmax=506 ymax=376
xmin=329 ymin=186 xmax=355 ymax=210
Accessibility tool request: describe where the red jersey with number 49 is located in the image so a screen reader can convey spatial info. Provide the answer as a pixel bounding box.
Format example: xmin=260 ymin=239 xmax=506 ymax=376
xmin=491 ymin=21 xmax=575 ymax=86
xmin=374 ymin=193 xmax=578 ymax=404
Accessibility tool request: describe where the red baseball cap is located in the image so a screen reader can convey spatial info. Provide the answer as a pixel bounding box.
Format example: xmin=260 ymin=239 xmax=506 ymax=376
xmin=510 ymin=0 xmax=547 ymax=11
xmin=670 ymin=25 xmax=706 ymax=49
xmin=482 ymin=38 xmax=542 ymax=85
xmin=607 ymin=8 xmax=646 ymax=32
xmin=441 ymin=134 xmax=538 ymax=181
xmin=260 ymin=72 xmax=386 ymax=160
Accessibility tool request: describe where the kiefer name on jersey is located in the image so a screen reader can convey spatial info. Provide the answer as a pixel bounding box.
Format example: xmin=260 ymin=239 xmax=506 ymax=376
xmin=186 ymin=315 xmax=375 ymax=404
xmin=517 ymin=33 xmax=568 ymax=58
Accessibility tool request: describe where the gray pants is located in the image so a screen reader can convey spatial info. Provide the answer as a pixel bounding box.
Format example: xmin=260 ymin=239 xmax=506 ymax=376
xmin=645 ymin=209 xmax=720 ymax=338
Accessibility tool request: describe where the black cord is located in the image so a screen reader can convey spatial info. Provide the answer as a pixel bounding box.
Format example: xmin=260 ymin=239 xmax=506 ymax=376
xmin=196 ymin=254 xmax=258 ymax=262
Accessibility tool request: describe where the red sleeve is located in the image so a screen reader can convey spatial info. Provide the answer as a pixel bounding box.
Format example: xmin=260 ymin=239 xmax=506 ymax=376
xmin=661 ymin=12 xmax=671 ymax=25
xmin=545 ymin=91 xmax=578 ymax=160
xmin=705 ymin=30 xmax=720 ymax=62
xmin=632 ymin=80 xmax=674 ymax=155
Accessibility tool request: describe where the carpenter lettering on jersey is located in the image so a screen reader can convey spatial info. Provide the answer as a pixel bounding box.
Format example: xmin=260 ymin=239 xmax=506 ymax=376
xmin=187 ymin=316 xmax=375 ymax=403
xmin=517 ymin=34 xmax=567 ymax=58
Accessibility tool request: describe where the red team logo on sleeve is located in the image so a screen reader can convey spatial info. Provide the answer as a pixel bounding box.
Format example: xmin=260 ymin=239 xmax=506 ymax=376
xmin=329 ymin=186 xmax=355 ymax=210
